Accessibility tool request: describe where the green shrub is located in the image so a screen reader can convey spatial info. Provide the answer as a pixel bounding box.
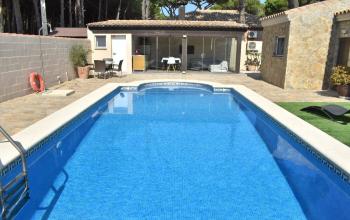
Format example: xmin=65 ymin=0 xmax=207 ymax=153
xmin=69 ymin=45 xmax=89 ymax=67
xmin=330 ymin=66 xmax=350 ymax=86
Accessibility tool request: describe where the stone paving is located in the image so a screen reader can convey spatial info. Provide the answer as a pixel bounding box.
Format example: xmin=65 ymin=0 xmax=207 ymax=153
xmin=0 ymin=73 xmax=348 ymax=135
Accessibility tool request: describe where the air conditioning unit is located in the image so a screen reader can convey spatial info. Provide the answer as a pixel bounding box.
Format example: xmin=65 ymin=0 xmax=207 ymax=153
xmin=246 ymin=41 xmax=263 ymax=53
xmin=247 ymin=31 xmax=258 ymax=39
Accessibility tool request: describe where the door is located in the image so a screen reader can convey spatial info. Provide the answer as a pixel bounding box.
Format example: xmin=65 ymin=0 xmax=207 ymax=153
xmin=112 ymin=35 xmax=127 ymax=71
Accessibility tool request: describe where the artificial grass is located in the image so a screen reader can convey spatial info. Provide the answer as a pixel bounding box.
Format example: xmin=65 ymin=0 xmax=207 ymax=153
xmin=278 ymin=102 xmax=350 ymax=147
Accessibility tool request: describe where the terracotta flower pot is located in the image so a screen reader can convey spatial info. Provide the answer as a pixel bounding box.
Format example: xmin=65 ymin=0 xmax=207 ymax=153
xmin=77 ymin=66 xmax=90 ymax=79
xmin=336 ymin=85 xmax=350 ymax=98
xmin=247 ymin=65 xmax=257 ymax=71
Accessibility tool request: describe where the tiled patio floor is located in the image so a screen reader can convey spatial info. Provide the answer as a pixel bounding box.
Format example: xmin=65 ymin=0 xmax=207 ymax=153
xmin=0 ymin=73 xmax=348 ymax=135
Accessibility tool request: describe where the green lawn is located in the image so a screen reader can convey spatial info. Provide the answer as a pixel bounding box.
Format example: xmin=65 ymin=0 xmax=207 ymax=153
xmin=278 ymin=102 xmax=350 ymax=146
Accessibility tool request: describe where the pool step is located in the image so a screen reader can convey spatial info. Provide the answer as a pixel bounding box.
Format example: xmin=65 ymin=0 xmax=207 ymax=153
xmin=0 ymin=126 xmax=30 ymax=220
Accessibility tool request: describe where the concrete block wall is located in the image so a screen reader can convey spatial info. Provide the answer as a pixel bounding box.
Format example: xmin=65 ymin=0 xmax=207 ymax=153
xmin=0 ymin=33 xmax=90 ymax=102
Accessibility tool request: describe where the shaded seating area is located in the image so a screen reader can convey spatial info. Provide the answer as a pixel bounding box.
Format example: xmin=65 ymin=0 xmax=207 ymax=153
xmin=301 ymin=104 xmax=350 ymax=124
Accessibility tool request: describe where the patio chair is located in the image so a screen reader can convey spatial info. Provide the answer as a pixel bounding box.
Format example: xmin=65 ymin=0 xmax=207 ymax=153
xmin=103 ymin=58 xmax=114 ymax=70
xmin=167 ymin=57 xmax=176 ymax=71
xmin=175 ymin=59 xmax=181 ymax=71
xmin=209 ymin=61 xmax=228 ymax=73
xmin=94 ymin=60 xmax=108 ymax=79
xmin=112 ymin=60 xmax=124 ymax=77
xmin=162 ymin=59 xmax=168 ymax=71
xmin=301 ymin=104 xmax=350 ymax=123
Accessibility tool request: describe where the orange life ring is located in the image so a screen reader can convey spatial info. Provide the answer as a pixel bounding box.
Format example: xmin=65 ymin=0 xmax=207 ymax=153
xmin=29 ymin=72 xmax=45 ymax=92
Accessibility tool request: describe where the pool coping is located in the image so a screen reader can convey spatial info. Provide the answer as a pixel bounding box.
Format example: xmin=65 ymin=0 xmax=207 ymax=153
xmin=0 ymin=79 xmax=350 ymax=180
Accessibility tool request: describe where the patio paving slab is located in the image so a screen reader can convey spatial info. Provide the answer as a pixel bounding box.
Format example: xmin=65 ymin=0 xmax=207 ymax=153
xmin=0 ymin=73 xmax=348 ymax=135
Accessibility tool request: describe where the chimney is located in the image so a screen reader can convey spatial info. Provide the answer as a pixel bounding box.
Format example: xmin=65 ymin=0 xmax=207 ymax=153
xmin=179 ymin=6 xmax=185 ymax=20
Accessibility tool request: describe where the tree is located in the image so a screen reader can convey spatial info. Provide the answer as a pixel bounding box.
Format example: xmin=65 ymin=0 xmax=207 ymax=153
xmin=0 ymin=0 xmax=4 ymax=32
xmin=81 ymin=0 xmax=85 ymax=26
xmin=68 ymin=0 xmax=72 ymax=26
xmin=264 ymin=0 xmax=288 ymax=16
xmin=190 ymin=0 xmax=229 ymax=10
xmin=142 ymin=0 xmax=150 ymax=19
xmin=60 ymin=0 xmax=65 ymax=26
xmin=98 ymin=0 xmax=102 ymax=20
xmin=32 ymin=0 xmax=41 ymax=30
xmin=211 ymin=0 xmax=264 ymax=16
xmin=238 ymin=0 xmax=245 ymax=23
xmin=116 ymin=0 xmax=122 ymax=19
xmin=288 ymin=0 xmax=299 ymax=8
xmin=12 ymin=0 xmax=23 ymax=33
xmin=158 ymin=0 xmax=189 ymax=18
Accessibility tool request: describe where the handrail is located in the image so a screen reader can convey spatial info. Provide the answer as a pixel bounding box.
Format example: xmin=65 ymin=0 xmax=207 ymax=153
xmin=0 ymin=126 xmax=28 ymax=175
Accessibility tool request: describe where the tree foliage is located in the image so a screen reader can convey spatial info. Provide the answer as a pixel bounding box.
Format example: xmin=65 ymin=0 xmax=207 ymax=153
xmin=264 ymin=0 xmax=288 ymax=16
xmin=211 ymin=0 xmax=264 ymax=16
xmin=0 ymin=0 xmax=328 ymax=34
xmin=264 ymin=0 xmax=324 ymax=16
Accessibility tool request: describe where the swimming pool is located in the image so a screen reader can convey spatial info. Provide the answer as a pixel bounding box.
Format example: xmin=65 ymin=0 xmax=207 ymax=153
xmin=1 ymin=81 xmax=350 ymax=219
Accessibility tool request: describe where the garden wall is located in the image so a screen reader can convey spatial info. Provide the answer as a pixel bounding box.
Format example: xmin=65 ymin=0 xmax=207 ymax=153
xmin=0 ymin=33 xmax=90 ymax=102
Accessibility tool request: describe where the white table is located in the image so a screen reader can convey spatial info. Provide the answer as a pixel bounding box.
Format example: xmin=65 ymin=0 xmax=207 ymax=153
xmin=161 ymin=57 xmax=181 ymax=64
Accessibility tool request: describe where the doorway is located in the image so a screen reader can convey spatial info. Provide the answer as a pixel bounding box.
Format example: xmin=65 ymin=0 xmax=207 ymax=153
xmin=337 ymin=38 xmax=350 ymax=67
xmin=112 ymin=35 xmax=127 ymax=71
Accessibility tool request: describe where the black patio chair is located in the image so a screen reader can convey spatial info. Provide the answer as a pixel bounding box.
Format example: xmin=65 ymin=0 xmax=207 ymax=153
xmin=175 ymin=59 xmax=181 ymax=71
xmin=301 ymin=104 xmax=350 ymax=123
xmin=112 ymin=60 xmax=124 ymax=77
xmin=162 ymin=59 xmax=168 ymax=71
xmin=94 ymin=60 xmax=108 ymax=79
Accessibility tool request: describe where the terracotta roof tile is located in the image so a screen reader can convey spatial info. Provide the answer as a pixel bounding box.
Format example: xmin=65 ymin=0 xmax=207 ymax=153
xmin=88 ymin=19 xmax=248 ymax=30
xmin=185 ymin=9 xmax=260 ymax=27
xmin=50 ymin=28 xmax=87 ymax=38
xmin=335 ymin=8 xmax=350 ymax=15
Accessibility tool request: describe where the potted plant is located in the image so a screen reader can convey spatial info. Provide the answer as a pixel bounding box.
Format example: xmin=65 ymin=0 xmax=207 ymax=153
xmin=245 ymin=52 xmax=261 ymax=71
xmin=70 ymin=45 xmax=90 ymax=79
xmin=330 ymin=66 xmax=350 ymax=98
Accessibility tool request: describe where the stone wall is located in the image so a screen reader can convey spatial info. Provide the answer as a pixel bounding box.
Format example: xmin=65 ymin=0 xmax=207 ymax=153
xmin=284 ymin=2 xmax=349 ymax=89
xmin=0 ymin=33 xmax=90 ymax=102
xmin=261 ymin=0 xmax=350 ymax=90
xmin=260 ymin=22 xmax=290 ymax=88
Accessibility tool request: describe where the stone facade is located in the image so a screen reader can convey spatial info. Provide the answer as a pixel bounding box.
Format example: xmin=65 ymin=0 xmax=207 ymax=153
xmin=0 ymin=34 xmax=90 ymax=102
xmin=261 ymin=22 xmax=289 ymax=88
xmin=261 ymin=0 xmax=350 ymax=90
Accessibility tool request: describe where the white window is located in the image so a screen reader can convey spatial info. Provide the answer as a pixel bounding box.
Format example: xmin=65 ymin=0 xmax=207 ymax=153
xmin=95 ymin=35 xmax=106 ymax=49
xmin=274 ymin=37 xmax=285 ymax=56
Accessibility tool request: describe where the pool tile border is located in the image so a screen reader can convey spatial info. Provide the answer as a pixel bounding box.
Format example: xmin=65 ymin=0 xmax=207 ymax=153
xmin=1 ymin=80 xmax=350 ymax=185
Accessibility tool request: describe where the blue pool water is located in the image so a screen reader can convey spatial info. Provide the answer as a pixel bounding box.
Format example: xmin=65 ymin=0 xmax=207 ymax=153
xmin=2 ymin=84 xmax=350 ymax=219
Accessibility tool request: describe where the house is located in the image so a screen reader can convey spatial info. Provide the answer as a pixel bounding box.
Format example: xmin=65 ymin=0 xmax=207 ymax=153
xmin=260 ymin=0 xmax=350 ymax=90
xmin=86 ymin=10 xmax=262 ymax=74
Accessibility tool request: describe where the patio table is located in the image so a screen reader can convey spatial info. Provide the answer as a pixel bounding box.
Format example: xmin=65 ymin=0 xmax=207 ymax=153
xmin=161 ymin=57 xmax=181 ymax=63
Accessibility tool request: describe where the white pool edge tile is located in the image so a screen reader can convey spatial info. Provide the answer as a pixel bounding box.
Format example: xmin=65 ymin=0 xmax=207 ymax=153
xmin=1 ymin=80 xmax=349 ymax=179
